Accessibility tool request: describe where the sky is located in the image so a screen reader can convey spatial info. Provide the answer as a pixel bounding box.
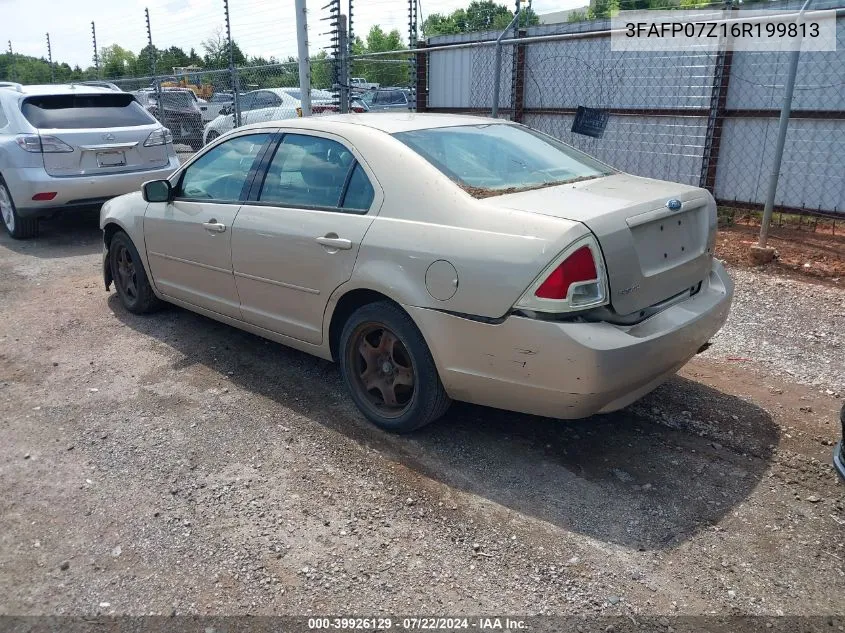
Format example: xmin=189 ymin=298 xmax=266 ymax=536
xmin=0 ymin=0 xmax=583 ymax=71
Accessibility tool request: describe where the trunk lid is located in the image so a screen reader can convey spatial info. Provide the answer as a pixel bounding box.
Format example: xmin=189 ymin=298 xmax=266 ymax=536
xmin=482 ymin=173 xmax=717 ymax=316
xmin=39 ymin=125 xmax=169 ymax=177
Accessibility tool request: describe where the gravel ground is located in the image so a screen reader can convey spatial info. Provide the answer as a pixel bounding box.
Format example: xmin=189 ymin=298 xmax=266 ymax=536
xmin=702 ymin=268 xmax=845 ymax=394
xmin=0 ymin=215 xmax=843 ymax=617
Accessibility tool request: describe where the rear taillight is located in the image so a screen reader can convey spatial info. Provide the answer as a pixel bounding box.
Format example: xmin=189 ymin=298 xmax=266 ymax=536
xmin=144 ymin=128 xmax=173 ymax=147
xmin=15 ymin=135 xmax=74 ymax=153
xmin=515 ymin=234 xmax=608 ymax=314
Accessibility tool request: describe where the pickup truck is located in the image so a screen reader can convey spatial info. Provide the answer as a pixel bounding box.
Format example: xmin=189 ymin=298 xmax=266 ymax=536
xmin=350 ymin=77 xmax=380 ymax=92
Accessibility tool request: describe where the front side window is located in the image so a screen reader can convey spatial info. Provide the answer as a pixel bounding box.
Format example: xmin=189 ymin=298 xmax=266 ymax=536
xmin=260 ymin=134 xmax=372 ymax=211
xmin=177 ymin=134 xmax=270 ymax=201
xmin=21 ymin=93 xmax=156 ymax=129
xmin=394 ymin=124 xmax=612 ymax=198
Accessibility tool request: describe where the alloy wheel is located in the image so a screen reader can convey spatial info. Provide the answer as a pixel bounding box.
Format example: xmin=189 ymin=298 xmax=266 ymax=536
xmin=0 ymin=184 xmax=15 ymax=233
xmin=348 ymin=323 xmax=416 ymax=419
xmin=115 ymin=243 xmax=138 ymax=301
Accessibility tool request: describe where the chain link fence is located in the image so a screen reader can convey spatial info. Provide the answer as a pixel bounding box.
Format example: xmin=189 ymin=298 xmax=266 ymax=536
xmin=420 ymin=2 xmax=845 ymax=226
xmin=2 ymin=0 xmax=843 ymax=230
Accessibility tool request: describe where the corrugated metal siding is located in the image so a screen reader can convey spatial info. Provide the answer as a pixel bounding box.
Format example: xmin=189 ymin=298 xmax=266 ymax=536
xmin=714 ymin=117 xmax=845 ymax=211
xmin=525 ymin=113 xmax=709 ymax=186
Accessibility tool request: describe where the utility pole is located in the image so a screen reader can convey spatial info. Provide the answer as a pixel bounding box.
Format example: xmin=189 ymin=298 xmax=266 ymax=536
xmin=92 ymin=22 xmax=100 ymax=79
xmin=146 ymin=9 xmax=162 ymax=110
xmin=338 ymin=14 xmax=348 ymax=114
xmin=295 ymin=0 xmax=311 ymax=116
xmin=754 ymin=0 xmax=813 ymax=260
xmin=224 ymin=0 xmax=242 ymax=127
xmin=408 ymin=0 xmax=418 ymax=107
xmin=46 ymin=33 xmax=55 ymax=83
xmin=7 ymin=41 xmax=15 ymax=83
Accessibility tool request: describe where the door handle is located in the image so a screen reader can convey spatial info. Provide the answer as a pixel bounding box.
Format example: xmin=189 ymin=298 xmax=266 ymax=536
xmin=202 ymin=220 xmax=227 ymax=233
xmin=316 ymin=235 xmax=353 ymax=250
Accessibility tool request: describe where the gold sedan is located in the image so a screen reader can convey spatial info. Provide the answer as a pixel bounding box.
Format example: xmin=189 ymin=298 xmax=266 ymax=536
xmin=101 ymin=113 xmax=733 ymax=432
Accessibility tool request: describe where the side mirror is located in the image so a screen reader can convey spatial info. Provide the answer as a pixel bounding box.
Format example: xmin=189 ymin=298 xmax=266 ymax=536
xmin=142 ymin=179 xmax=172 ymax=203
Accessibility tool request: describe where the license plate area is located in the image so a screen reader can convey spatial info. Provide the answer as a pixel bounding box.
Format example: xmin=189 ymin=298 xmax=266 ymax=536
xmin=96 ymin=150 xmax=126 ymax=168
xmin=630 ymin=207 xmax=706 ymax=275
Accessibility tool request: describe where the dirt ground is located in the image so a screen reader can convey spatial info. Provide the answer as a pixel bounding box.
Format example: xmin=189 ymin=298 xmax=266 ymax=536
xmin=716 ymin=220 xmax=845 ymax=282
xmin=0 ymin=214 xmax=843 ymax=617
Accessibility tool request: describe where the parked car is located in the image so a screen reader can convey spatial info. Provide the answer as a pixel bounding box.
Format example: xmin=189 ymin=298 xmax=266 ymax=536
xmin=202 ymin=88 xmax=299 ymax=144
xmin=0 ymin=83 xmax=179 ymax=239
xmin=201 ymin=91 xmax=234 ymax=123
xmin=350 ymin=77 xmax=379 ymax=92
xmin=101 ymin=113 xmax=733 ymax=432
xmin=835 ymin=403 xmax=844 ymax=482
xmin=133 ymin=89 xmax=203 ymax=150
xmin=278 ymin=88 xmax=367 ymax=116
xmin=360 ymin=88 xmax=412 ymax=112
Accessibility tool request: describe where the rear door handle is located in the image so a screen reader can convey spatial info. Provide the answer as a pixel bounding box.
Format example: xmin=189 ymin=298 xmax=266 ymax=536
xmin=316 ymin=236 xmax=352 ymax=250
xmin=202 ymin=220 xmax=227 ymax=233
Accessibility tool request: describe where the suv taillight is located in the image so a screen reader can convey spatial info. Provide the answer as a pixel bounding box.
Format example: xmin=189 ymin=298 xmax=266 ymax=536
xmin=15 ymin=134 xmax=74 ymax=153
xmin=144 ymin=128 xmax=173 ymax=147
xmin=514 ymin=234 xmax=608 ymax=314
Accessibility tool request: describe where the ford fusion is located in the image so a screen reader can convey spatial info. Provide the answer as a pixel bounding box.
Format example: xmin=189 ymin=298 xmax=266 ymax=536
xmin=100 ymin=113 xmax=733 ymax=432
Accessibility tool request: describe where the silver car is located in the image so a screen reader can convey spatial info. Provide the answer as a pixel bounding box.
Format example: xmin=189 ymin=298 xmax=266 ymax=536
xmin=101 ymin=114 xmax=733 ymax=433
xmin=0 ymin=83 xmax=180 ymax=239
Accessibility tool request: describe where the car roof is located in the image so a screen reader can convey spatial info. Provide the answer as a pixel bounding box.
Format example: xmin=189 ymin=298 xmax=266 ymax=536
xmin=237 ymin=112 xmax=508 ymax=135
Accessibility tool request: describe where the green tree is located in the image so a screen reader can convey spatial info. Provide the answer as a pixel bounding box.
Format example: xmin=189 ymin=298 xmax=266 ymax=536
xmin=350 ymin=26 xmax=410 ymax=87
xmin=202 ymin=28 xmax=246 ymax=69
xmin=423 ymin=1 xmax=539 ymax=37
xmin=100 ymin=44 xmax=136 ymax=79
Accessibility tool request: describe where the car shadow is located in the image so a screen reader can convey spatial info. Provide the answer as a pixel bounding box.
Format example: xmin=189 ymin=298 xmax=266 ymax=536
xmin=0 ymin=209 xmax=102 ymax=259
xmin=108 ymin=296 xmax=779 ymax=550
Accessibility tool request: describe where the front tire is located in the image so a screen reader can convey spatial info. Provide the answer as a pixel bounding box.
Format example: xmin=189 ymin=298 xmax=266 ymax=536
xmin=339 ymin=301 xmax=451 ymax=433
xmin=109 ymin=231 xmax=161 ymax=314
xmin=0 ymin=176 xmax=39 ymax=239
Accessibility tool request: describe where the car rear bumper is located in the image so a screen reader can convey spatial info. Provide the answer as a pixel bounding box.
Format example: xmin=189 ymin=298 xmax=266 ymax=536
xmin=6 ymin=157 xmax=180 ymax=218
xmin=408 ymin=259 xmax=734 ymax=419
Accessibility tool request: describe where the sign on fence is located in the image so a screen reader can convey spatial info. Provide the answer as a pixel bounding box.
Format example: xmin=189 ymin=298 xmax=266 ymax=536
xmin=571 ymin=107 xmax=609 ymax=139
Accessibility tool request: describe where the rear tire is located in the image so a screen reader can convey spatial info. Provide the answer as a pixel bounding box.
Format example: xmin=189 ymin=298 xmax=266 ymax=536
xmin=0 ymin=176 xmax=39 ymax=239
xmin=339 ymin=301 xmax=451 ymax=433
xmin=109 ymin=231 xmax=162 ymax=314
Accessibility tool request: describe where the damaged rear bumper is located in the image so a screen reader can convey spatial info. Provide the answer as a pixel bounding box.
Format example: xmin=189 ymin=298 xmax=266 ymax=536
xmin=409 ymin=259 xmax=733 ymax=420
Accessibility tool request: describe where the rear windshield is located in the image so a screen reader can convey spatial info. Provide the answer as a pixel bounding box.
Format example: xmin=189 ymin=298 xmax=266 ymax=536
xmin=394 ymin=124 xmax=612 ymax=198
xmin=21 ymin=93 xmax=155 ymax=129
xmin=160 ymin=92 xmax=194 ymax=108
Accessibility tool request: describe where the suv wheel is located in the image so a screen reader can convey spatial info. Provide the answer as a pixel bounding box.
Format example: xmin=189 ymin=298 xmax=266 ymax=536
xmin=0 ymin=176 xmax=38 ymax=239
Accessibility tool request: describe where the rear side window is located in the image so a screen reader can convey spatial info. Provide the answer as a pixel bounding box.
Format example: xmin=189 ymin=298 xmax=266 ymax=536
xmin=21 ymin=93 xmax=155 ymax=129
xmin=341 ymin=164 xmax=374 ymax=211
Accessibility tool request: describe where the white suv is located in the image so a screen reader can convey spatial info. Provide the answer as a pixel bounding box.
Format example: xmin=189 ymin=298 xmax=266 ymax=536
xmin=0 ymin=83 xmax=180 ymax=238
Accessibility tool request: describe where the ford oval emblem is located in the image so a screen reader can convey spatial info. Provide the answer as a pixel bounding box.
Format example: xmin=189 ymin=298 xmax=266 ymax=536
xmin=666 ymin=198 xmax=682 ymax=211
